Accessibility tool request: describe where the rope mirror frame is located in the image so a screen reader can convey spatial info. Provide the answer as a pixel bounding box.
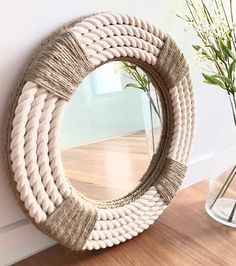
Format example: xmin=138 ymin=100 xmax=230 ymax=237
xmin=6 ymin=12 xmax=195 ymax=251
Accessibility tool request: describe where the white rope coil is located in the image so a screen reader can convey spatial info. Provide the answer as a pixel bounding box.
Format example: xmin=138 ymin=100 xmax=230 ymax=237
xmin=9 ymin=12 xmax=194 ymax=250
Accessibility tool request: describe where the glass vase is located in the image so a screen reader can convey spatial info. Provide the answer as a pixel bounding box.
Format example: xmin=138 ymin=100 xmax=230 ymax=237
xmin=205 ymin=165 xmax=236 ymax=227
xmin=141 ymin=85 xmax=162 ymax=158
xmin=205 ymin=90 xmax=236 ymax=227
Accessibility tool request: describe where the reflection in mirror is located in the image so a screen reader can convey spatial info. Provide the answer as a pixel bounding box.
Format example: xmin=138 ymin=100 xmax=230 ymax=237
xmin=60 ymin=61 xmax=162 ymax=201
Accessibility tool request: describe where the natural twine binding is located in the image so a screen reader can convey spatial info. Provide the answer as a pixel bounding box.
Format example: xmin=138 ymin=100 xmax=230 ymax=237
xmin=41 ymin=190 xmax=98 ymax=250
xmin=148 ymin=36 xmax=189 ymax=202
xmin=154 ymin=158 xmax=187 ymax=203
xmin=155 ymin=36 xmax=189 ymax=88
xmin=25 ymin=31 xmax=94 ymax=101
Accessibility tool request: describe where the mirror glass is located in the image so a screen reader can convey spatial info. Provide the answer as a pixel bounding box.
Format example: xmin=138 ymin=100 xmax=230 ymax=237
xmin=60 ymin=61 xmax=162 ymax=201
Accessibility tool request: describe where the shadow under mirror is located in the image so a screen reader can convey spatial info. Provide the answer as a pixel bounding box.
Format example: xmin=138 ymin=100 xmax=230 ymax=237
xmin=60 ymin=61 xmax=162 ymax=201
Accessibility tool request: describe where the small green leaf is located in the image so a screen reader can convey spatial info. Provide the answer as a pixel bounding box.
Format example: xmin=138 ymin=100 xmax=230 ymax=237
xmin=142 ymin=74 xmax=149 ymax=86
xmin=202 ymin=73 xmax=225 ymax=88
xmin=205 ymin=44 xmax=222 ymax=59
xmin=229 ymin=61 xmax=236 ymax=79
xmin=218 ymin=38 xmax=236 ymax=61
xmin=232 ymin=86 xmax=236 ymax=92
xmin=213 ymin=74 xmax=234 ymax=86
xmin=200 ymin=48 xmax=213 ymax=60
xmin=226 ymin=37 xmax=232 ymax=50
xmin=192 ymin=45 xmax=201 ymax=51
xmin=215 ymin=39 xmax=227 ymax=61
xmin=124 ymin=83 xmax=144 ymax=91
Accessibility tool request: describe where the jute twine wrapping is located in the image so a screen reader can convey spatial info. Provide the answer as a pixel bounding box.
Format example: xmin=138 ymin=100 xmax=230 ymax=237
xmin=138 ymin=34 xmax=189 ymax=204
xmin=151 ymin=36 xmax=189 ymax=203
xmin=41 ymin=190 xmax=97 ymax=251
xmin=25 ymin=30 xmax=97 ymax=249
xmin=155 ymin=36 xmax=189 ymax=88
xmin=154 ymin=158 xmax=187 ymax=203
xmin=25 ymin=31 xmax=94 ymax=101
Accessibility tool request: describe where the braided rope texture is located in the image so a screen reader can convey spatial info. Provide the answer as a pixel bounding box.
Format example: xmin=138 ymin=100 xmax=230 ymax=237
xmin=7 ymin=12 xmax=195 ymax=251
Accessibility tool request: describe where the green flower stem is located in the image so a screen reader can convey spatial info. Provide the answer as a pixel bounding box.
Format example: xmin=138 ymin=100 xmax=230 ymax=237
xmin=210 ymin=165 xmax=236 ymax=209
xmin=149 ymin=97 xmax=155 ymax=154
xmin=146 ymin=92 xmax=161 ymax=121
xmin=228 ymin=202 xmax=236 ymax=222
xmin=221 ymin=168 xmax=236 ymax=198
xmin=155 ymin=90 xmax=162 ymax=123
xmin=229 ymin=0 xmax=236 ymax=51
xmin=220 ymin=0 xmax=236 ymax=51
xmin=228 ymin=93 xmax=236 ymax=126
xmin=232 ymin=94 xmax=236 ymax=122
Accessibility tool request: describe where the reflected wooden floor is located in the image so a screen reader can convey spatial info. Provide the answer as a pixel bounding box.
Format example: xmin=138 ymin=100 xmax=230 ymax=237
xmin=61 ymin=130 xmax=150 ymax=200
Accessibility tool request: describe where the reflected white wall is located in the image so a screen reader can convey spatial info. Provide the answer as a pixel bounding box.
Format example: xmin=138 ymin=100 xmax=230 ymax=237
xmin=60 ymin=63 xmax=145 ymax=148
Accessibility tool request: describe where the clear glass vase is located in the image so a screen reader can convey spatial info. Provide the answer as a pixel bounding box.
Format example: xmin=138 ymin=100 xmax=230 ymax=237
xmin=141 ymin=85 xmax=162 ymax=158
xmin=205 ymin=90 xmax=236 ymax=227
xmin=205 ymin=165 xmax=236 ymax=227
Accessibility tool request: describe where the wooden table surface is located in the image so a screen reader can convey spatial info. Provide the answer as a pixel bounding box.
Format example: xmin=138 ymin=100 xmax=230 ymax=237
xmin=14 ymin=180 xmax=236 ymax=266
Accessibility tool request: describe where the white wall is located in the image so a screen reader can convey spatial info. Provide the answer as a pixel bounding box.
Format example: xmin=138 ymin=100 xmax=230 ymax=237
xmin=0 ymin=0 xmax=235 ymax=264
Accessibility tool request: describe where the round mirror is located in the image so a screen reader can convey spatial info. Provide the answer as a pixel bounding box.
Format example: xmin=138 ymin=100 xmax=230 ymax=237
xmin=60 ymin=61 xmax=162 ymax=201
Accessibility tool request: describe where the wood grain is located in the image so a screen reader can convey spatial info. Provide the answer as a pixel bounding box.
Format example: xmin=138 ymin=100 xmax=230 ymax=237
xmin=61 ymin=130 xmax=152 ymax=200
xmin=14 ymin=180 xmax=236 ymax=266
